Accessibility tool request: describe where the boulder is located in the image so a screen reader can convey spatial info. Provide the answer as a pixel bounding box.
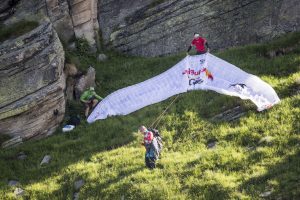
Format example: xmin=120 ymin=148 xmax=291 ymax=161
xmin=69 ymin=0 xmax=99 ymax=47
xmin=97 ymin=53 xmax=108 ymax=62
xmin=74 ymin=66 xmax=96 ymax=99
xmin=0 ymin=22 xmax=66 ymax=140
xmin=45 ymin=0 xmax=75 ymax=43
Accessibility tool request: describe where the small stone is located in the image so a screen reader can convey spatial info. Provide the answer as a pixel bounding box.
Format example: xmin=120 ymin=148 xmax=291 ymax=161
xmin=17 ymin=152 xmax=27 ymax=160
xmin=8 ymin=180 xmax=19 ymax=186
xmin=246 ymin=146 xmax=256 ymax=151
xmin=14 ymin=187 xmax=25 ymax=197
xmin=97 ymin=53 xmax=108 ymax=62
xmin=68 ymin=42 xmax=76 ymax=51
xmin=73 ymin=192 xmax=79 ymax=200
xmin=258 ymin=136 xmax=273 ymax=144
xmin=260 ymin=191 xmax=272 ymax=197
xmin=207 ymin=141 xmax=217 ymax=149
xmin=74 ymin=179 xmax=85 ymax=191
xmin=40 ymin=155 xmax=51 ymax=165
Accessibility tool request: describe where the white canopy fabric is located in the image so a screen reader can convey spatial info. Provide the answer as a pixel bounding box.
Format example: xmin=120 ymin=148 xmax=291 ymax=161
xmin=87 ymin=54 xmax=280 ymax=123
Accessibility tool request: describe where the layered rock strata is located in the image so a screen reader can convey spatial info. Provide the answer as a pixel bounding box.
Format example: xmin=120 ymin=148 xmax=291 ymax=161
xmin=0 ymin=22 xmax=66 ymax=140
xmin=2 ymin=0 xmax=99 ymax=47
xmin=99 ymin=0 xmax=300 ymax=57
xmin=69 ymin=0 xmax=99 ymax=47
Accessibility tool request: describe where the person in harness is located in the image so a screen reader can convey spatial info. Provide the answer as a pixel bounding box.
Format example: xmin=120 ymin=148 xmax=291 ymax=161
xmin=80 ymin=87 xmax=103 ymax=117
xmin=139 ymin=126 xmax=163 ymax=169
xmin=187 ymin=33 xmax=210 ymax=55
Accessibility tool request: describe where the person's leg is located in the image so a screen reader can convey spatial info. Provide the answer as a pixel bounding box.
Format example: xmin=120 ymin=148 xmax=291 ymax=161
xmin=85 ymin=104 xmax=90 ymax=117
xmin=92 ymin=99 xmax=98 ymax=108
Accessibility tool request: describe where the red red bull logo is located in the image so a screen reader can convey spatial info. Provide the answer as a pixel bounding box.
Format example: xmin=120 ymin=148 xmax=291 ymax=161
xmin=182 ymin=68 xmax=214 ymax=80
xmin=182 ymin=68 xmax=202 ymax=75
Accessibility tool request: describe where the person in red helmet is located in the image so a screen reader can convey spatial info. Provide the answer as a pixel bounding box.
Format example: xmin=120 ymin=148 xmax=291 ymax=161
xmin=187 ymin=33 xmax=210 ymax=55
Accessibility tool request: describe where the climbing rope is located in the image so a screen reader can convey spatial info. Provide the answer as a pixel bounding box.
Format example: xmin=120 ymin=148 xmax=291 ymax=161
xmin=149 ymin=94 xmax=180 ymax=129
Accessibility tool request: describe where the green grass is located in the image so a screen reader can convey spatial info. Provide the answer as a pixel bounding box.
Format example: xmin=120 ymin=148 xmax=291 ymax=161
xmin=0 ymin=20 xmax=39 ymax=43
xmin=1 ymin=33 xmax=300 ymax=199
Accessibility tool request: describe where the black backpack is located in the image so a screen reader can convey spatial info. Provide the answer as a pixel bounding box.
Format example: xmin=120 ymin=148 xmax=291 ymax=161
xmin=67 ymin=115 xmax=81 ymax=126
xmin=148 ymin=128 xmax=163 ymax=152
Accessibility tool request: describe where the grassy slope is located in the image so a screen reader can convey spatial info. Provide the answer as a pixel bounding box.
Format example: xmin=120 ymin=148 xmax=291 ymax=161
xmin=0 ymin=33 xmax=300 ymax=200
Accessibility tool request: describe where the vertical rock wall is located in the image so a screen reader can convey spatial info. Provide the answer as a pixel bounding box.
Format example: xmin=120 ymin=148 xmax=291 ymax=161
xmin=1 ymin=0 xmax=99 ymax=48
xmin=69 ymin=0 xmax=99 ymax=47
xmin=0 ymin=22 xmax=66 ymax=139
xmin=98 ymin=0 xmax=300 ymax=57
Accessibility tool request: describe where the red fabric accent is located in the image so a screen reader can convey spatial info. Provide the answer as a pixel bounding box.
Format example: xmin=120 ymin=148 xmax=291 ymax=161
xmin=208 ymin=74 xmax=214 ymax=80
xmin=144 ymin=131 xmax=154 ymax=145
xmin=191 ymin=37 xmax=206 ymax=52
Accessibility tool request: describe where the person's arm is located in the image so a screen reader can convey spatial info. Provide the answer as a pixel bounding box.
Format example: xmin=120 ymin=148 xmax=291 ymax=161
xmin=205 ymin=41 xmax=210 ymax=52
xmin=94 ymin=93 xmax=103 ymax=100
xmin=187 ymin=45 xmax=192 ymax=53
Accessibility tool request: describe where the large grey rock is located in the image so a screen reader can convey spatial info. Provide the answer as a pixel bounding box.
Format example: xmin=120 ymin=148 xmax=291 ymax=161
xmin=74 ymin=66 xmax=96 ymax=99
xmin=69 ymin=0 xmax=99 ymax=47
xmin=46 ymin=0 xmax=75 ymax=43
xmin=0 ymin=22 xmax=66 ymax=140
xmin=99 ymin=0 xmax=300 ymax=57
xmin=3 ymin=0 xmax=100 ymax=48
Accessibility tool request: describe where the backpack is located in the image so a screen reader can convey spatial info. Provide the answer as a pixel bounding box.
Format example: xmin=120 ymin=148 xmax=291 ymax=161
xmin=67 ymin=115 xmax=81 ymax=126
xmin=148 ymin=128 xmax=163 ymax=153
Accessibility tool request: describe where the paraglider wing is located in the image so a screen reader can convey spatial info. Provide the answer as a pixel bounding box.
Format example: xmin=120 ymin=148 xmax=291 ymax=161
xmin=87 ymin=54 xmax=280 ymax=123
xmin=87 ymin=57 xmax=191 ymax=123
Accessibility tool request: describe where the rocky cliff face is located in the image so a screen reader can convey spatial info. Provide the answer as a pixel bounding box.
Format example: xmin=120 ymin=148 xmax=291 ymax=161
xmin=98 ymin=0 xmax=300 ymax=57
xmin=0 ymin=22 xmax=66 ymax=140
xmin=69 ymin=0 xmax=99 ymax=48
xmin=1 ymin=0 xmax=99 ymax=48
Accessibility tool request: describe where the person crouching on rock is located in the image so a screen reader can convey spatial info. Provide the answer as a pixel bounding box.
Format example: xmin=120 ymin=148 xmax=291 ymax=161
xmin=187 ymin=33 xmax=210 ymax=55
xmin=80 ymin=87 xmax=103 ymax=117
